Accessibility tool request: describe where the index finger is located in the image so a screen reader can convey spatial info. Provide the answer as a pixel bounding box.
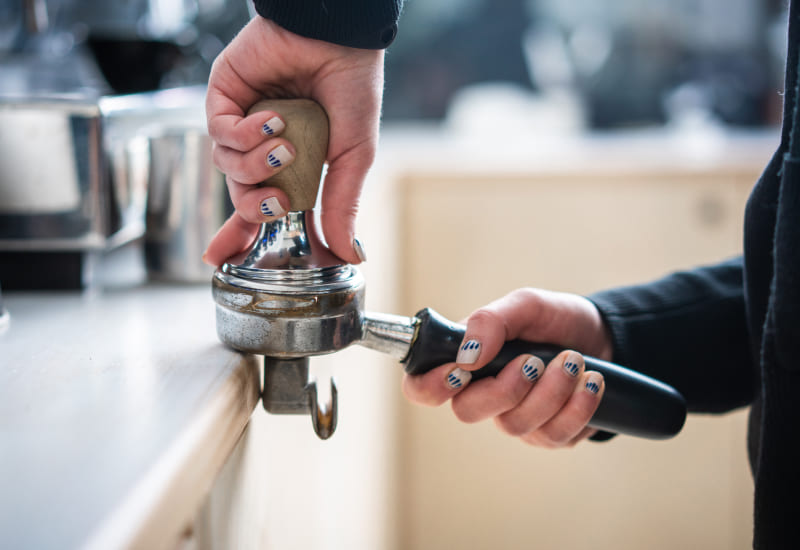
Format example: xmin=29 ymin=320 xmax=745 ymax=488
xmin=206 ymin=57 xmax=279 ymax=152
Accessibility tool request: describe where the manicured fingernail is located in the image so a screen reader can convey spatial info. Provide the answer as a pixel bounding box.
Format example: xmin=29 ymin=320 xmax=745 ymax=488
xmin=521 ymin=356 xmax=544 ymax=383
xmin=456 ymin=339 xmax=481 ymax=364
xmin=446 ymin=367 xmax=472 ymax=390
xmin=353 ymin=238 xmax=367 ymax=262
xmin=266 ymin=144 xmax=293 ymax=168
xmin=260 ymin=197 xmax=286 ymax=219
xmin=262 ymin=116 xmax=285 ymax=136
xmin=563 ymin=351 xmax=582 ymax=377
xmin=585 ymin=373 xmax=603 ymax=394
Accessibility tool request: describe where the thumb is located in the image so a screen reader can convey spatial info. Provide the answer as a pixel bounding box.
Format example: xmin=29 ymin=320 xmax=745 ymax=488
xmin=319 ymin=145 xmax=374 ymax=264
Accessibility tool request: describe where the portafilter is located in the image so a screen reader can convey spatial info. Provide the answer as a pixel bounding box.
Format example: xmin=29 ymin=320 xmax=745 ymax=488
xmin=212 ymin=99 xmax=687 ymax=440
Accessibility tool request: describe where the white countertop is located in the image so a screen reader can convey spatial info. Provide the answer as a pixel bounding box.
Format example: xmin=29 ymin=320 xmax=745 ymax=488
xmin=0 ymin=284 xmax=259 ymax=550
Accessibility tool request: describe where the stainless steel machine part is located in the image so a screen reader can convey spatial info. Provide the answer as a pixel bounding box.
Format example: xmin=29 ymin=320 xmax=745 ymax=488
xmin=0 ymin=99 xmax=108 ymax=249
xmin=144 ymin=128 xmax=230 ymax=282
xmin=359 ymin=312 xmax=418 ymax=360
xmin=0 ymin=87 xmax=210 ymax=289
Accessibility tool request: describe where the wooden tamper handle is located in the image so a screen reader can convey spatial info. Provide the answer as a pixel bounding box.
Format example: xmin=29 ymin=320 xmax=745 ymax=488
xmin=248 ymin=99 xmax=329 ymax=212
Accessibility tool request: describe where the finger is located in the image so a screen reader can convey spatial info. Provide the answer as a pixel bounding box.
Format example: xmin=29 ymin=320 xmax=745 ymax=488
xmin=467 ymin=288 xmax=611 ymax=359
xmin=521 ymin=370 xmax=605 ymax=447
xmin=318 ymin=149 xmax=373 ymax=264
xmin=402 ymin=362 xmax=469 ymax=407
xmin=213 ymin=139 xmax=295 ymax=185
xmin=452 ymin=307 xmax=512 ymax=375
xmin=202 ymin=211 xmax=260 ymax=267
xmin=224 ymin=175 xmax=291 ymax=224
xmin=208 ymin=105 xmax=288 ymax=152
xmin=451 ymin=355 xmax=545 ymax=424
xmin=494 ymin=350 xmax=585 ymax=437
xmin=205 ymin=49 xmax=276 ymax=152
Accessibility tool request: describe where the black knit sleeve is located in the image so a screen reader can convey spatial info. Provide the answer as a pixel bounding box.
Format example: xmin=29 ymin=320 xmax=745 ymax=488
xmin=588 ymin=257 xmax=757 ymax=414
xmin=253 ymin=0 xmax=402 ymax=49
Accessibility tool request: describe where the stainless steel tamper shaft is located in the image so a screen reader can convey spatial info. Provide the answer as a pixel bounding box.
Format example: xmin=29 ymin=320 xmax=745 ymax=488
xmin=213 ymin=100 xmax=687 ymax=441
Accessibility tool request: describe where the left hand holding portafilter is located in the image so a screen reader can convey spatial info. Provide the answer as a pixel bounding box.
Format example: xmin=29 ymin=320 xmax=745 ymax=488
xmin=213 ymin=99 xmax=688 ymax=440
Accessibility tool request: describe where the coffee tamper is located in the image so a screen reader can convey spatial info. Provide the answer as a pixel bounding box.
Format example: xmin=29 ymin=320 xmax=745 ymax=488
xmin=212 ymin=99 xmax=361 ymax=439
xmin=213 ymin=99 xmax=688 ymax=440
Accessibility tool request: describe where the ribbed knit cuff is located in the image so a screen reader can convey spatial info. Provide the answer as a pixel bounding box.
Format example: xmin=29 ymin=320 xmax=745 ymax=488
xmin=253 ymin=0 xmax=402 ymax=49
xmin=587 ymin=289 xmax=636 ymax=371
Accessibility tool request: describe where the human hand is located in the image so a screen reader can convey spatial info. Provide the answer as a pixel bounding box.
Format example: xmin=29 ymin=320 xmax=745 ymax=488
xmin=403 ymin=288 xmax=614 ymax=447
xmin=203 ymin=16 xmax=384 ymax=265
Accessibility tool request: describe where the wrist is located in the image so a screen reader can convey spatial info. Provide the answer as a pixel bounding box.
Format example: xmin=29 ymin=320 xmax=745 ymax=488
xmin=578 ymin=296 xmax=614 ymax=362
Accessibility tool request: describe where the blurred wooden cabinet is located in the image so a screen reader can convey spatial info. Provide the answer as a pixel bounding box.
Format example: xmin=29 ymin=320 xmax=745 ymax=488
xmin=386 ymin=131 xmax=773 ymax=550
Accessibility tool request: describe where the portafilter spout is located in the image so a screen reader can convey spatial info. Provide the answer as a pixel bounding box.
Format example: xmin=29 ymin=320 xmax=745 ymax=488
xmin=213 ymin=100 xmax=688 ymax=441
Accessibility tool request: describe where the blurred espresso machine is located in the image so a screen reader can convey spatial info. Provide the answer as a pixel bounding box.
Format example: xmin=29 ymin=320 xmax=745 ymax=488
xmin=0 ymin=0 xmax=248 ymax=289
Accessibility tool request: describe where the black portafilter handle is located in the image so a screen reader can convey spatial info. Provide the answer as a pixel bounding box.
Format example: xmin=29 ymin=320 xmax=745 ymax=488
xmin=402 ymin=308 xmax=687 ymax=439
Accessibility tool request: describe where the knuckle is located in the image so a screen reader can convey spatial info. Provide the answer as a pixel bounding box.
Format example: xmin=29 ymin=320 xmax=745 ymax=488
xmin=402 ymin=379 xmax=447 ymax=408
xmin=207 ymin=118 xmax=224 ymax=141
xmin=489 ymin=386 xmax=519 ymax=413
xmin=211 ymin=144 xmax=226 ymax=169
xmin=469 ymin=308 xmax=504 ymax=330
xmin=509 ymin=287 xmax=543 ymax=307
xmin=451 ymin=403 xmax=480 ymax=424
xmin=538 ymin=425 xmax=571 ymax=447
xmin=494 ymin=414 xmax=529 ymax=437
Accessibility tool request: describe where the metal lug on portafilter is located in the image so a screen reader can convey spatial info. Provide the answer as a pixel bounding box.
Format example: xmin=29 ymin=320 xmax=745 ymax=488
xmin=262 ymin=358 xmax=337 ymax=440
xmin=212 ymin=99 xmax=361 ymax=440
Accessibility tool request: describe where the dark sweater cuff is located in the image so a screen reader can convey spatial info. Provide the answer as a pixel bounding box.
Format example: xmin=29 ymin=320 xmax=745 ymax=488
xmin=253 ymin=0 xmax=401 ymax=49
xmin=586 ymin=257 xmax=753 ymax=414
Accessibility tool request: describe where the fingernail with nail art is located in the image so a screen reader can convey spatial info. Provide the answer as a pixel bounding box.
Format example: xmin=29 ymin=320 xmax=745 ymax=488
xmin=353 ymin=238 xmax=367 ymax=262
xmin=563 ymin=352 xmax=582 ymax=377
xmin=262 ymin=116 xmax=285 ymax=136
xmin=266 ymin=145 xmax=293 ymax=168
xmin=446 ymin=367 xmax=472 ymax=390
xmin=585 ymin=373 xmax=602 ymax=394
xmin=521 ymin=356 xmax=544 ymax=383
xmin=456 ymin=339 xmax=481 ymax=364
xmin=260 ymin=197 xmax=286 ymax=219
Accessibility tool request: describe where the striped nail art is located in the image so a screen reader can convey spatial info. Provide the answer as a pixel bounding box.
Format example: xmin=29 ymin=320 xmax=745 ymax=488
xmin=521 ymin=356 xmax=543 ymax=383
xmin=262 ymin=116 xmax=285 ymax=136
xmin=260 ymin=197 xmax=285 ymax=218
xmin=563 ymin=352 xmax=582 ymax=377
xmin=446 ymin=367 xmax=471 ymax=390
xmin=266 ymin=145 xmax=292 ymax=169
xmin=353 ymin=238 xmax=367 ymax=262
xmin=456 ymin=339 xmax=481 ymax=364
xmin=585 ymin=373 xmax=602 ymax=394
